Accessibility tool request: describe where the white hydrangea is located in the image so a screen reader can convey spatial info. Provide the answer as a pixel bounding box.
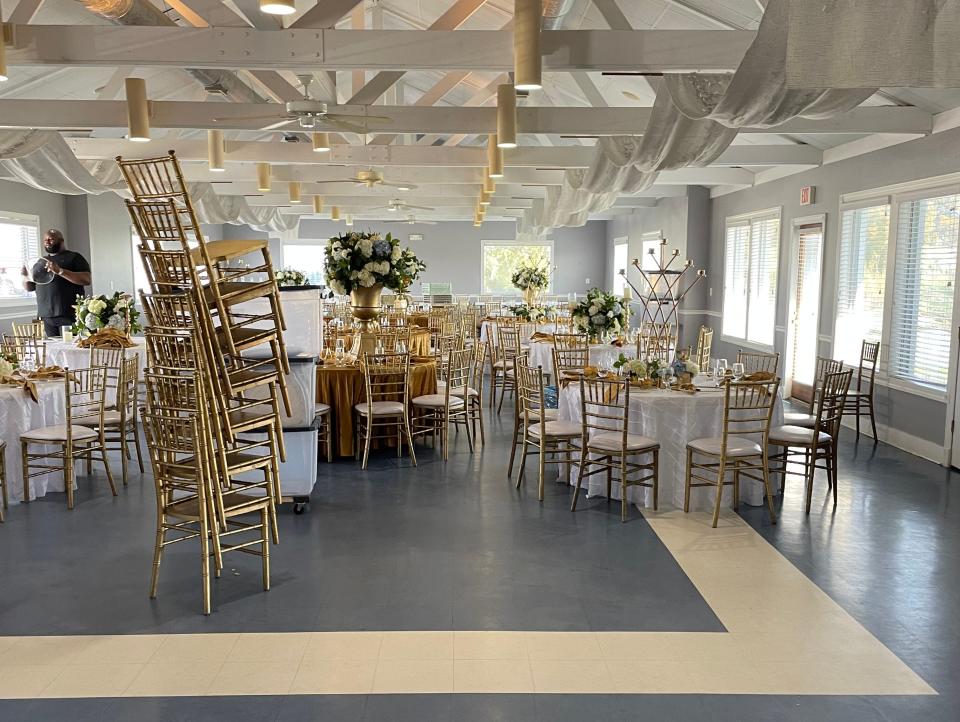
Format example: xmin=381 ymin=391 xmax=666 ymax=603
xmin=0 ymin=358 xmax=13 ymax=378
xmin=588 ymin=305 xmax=598 ymax=315
xmin=87 ymin=298 xmax=107 ymax=315
xmin=358 ymin=238 xmax=373 ymax=257
xmin=329 ymin=279 xmax=346 ymax=295
xmin=85 ymin=314 xmax=101 ymax=331
xmin=391 ymin=245 xmax=402 ymax=262
xmin=358 ymin=270 xmax=376 ymax=287
xmin=106 ymin=314 xmax=127 ymax=330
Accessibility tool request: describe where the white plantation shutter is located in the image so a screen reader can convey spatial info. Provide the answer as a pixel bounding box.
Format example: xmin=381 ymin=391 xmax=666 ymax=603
xmin=889 ymin=192 xmax=960 ymax=390
xmin=723 ymin=210 xmax=780 ymax=345
xmin=0 ymin=212 xmax=40 ymax=300
xmin=834 ymin=204 xmax=890 ymax=366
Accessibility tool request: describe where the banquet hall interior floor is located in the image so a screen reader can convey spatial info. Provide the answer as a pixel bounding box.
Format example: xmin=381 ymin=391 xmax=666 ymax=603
xmin=0 ymin=403 xmax=956 ymax=720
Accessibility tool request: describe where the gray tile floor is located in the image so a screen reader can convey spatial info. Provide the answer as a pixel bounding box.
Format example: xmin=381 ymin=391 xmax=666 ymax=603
xmin=1 ymin=403 xmax=958 ymax=720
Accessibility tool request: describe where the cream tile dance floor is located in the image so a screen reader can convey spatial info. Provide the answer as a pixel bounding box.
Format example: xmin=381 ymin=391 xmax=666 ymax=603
xmin=0 ymin=511 xmax=936 ymax=698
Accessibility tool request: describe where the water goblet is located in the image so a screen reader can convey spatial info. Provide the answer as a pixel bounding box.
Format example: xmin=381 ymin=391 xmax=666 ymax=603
xmin=717 ymin=358 xmax=728 ymax=377
xmin=334 ymin=338 xmax=345 ymax=366
xmin=732 ymin=362 xmax=745 ymax=381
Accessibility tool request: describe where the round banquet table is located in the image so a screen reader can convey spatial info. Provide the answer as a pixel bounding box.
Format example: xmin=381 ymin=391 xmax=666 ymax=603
xmin=45 ymin=337 xmax=147 ymax=374
xmin=479 ymin=321 xmax=556 ymax=347
xmin=527 ymin=341 xmax=637 ymax=375
xmin=316 ymin=360 xmax=437 ymax=457
xmin=0 ymin=380 xmax=67 ymax=503
xmin=557 ymin=379 xmax=784 ymax=512
xmin=336 ymin=329 xmax=432 ymax=357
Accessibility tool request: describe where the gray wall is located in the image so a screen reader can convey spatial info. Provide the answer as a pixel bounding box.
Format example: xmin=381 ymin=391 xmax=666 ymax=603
xmin=276 ymin=219 xmax=609 ymax=296
xmin=708 ymin=127 xmax=960 ymax=450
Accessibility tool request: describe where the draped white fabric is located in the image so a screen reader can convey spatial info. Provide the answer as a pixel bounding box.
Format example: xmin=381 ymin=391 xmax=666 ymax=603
xmin=0 ymin=130 xmax=299 ymax=233
xmin=785 ymin=0 xmax=960 ymax=89
xmin=519 ymin=0 xmax=876 ymax=236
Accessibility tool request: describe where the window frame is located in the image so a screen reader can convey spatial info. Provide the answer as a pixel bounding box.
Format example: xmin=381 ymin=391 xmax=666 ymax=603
xmin=0 ymin=210 xmax=41 ymax=311
xmin=720 ymin=207 xmax=782 ymax=351
xmin=480 ymin=239 xmax=555 ymax=295
xmin=611 ymin=236 xmax=628 ymax=295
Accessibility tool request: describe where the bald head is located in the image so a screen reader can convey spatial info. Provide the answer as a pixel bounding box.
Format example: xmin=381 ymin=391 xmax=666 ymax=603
xmin=43 ymin=229 xmax=65 ymax=254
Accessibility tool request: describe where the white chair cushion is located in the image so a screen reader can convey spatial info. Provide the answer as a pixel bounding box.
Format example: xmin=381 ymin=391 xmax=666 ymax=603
xmin=436 ymin=382 xmax=480 ymax=398
xmin=74 ymin=411 xmax=123 ymax=427
xmin=783 ymin=411 xmax=816 ymax=427
xmin=492 ymin=360 xmax=513 ymax=369
xmin=314 ymin=402 xmax=331 ymax=415
xmin=769 ymin=425 xmax=832 ymax=445
xmin=412 ymin=394 xmax=466 ymax=409
xmin=527 ymin=421 xmax=581 ymax=438
xmin=588 ymin=431 xmax=659 ymax=453
xmin=688 ymin=436 xmax=762 ymax=457
xmin=21 ymin=424 xmax=98 ymax=443
xmin=354 ymin=401 xmax=405 ymax=416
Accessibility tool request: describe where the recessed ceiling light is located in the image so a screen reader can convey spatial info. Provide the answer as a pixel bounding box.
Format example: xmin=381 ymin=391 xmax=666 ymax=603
xmin=260 ymin=0 xmax=295 ymax=15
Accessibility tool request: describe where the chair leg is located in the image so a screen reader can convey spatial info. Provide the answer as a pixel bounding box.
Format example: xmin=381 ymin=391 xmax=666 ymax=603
xmin=855 ymin=405 xmax=861 ymax=440
xmin=119 ymin=431 xmax=129 ymax=486
xmin=538 ymin=439 xmax=546 ymax=501
xmin=20 ymin=441 xmax=31 ymax=505
xmin=99 ymin=442 xmax=118 ymax=497
xmin=404 ymin=416 xmax=418 ymax=467
xmin=652 ymin=450 xmax=659 ymax=511
xmin=732 ymin=466 xmax=740 ymax=512
xmin=868 ymin=397 xmax=878 ymax=444
xmin=761 ymin=452 xmax=777 ymax=525
xmin=199 ymin=516 xmax=211 ymax=616
xmin=133 ymin=423 xmax=145 ymax=473
xmin=711 ymin=461 xmax=726 ymax=528
xmin=476 ymin=397 xmax=486 ymax=445
xmin=507 ymin=410 xmax=521 ymax=479
xmin=261 ymin=507 xmax=271 ymax=592
xmin=149 ymin=514 xmax=164 ymax=599
xmin=361 ymin=417 xmax=373 ymax=470
xmin=831 ymin=444 xmax=839 ymax=508
xmin=571 ymin=446 xmax=588 ymax=511
xmin=517 ymin=438 xmax=529 ymax=488
xmin=620 ymin=454 xmax=628 ymax=523
xmin=683 ymin=448 xmax=692 ymax=513
xmin=803 ymin=447 xmax=815 ymax=515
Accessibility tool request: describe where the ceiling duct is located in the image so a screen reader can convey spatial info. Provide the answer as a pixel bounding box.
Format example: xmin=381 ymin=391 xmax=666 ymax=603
xmin=77 ymin=0 xmax=269 ymax=105
xmin=542 ymin=0 xmax=577 ymax=30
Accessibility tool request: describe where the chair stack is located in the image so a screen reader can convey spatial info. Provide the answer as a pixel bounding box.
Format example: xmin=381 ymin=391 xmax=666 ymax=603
xmin=116 ymin=150 xmax=286 ymax=613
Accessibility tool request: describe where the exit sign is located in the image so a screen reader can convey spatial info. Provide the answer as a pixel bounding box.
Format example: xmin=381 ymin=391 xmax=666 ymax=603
xmin=409 ymin=233 xmax=424 ymax=241
xmin=800 ymin=186 xmax=816 ymax=205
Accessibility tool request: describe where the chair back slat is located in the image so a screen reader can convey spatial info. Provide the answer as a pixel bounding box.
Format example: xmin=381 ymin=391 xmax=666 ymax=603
xmin=817 ymin=369 xmax=853 ymax=439
xmin=719 ymin=378 xmax=780 ymax=451
xmin=737 ymin=349 xmax=780 ymax=375
xmin=579 ymin=377 xmax=630 ymax=440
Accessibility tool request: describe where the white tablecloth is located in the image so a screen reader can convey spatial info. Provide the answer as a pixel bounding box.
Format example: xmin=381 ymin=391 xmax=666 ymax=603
xmin=479 ymin=321 xmax=556 ymax=347
xmin=558 ymin=381 xmax=784 ymax=512
xmin=0 ymin=381 xmax=67 ymax=503
xmin=527 ymin=341 xmax=637 ymax=375
xmin=44 ymin=337 xmax=147 ymax=375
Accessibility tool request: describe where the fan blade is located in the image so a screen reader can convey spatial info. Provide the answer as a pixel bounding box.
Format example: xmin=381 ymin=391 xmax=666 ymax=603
xmin=313 ymin=179 xmax=363 ymax=184
xmin=322 ymin=117 xmax=370 ymax=134
xmin=380 ymin=181 xmax=419 ymax=190
xmin=212 ymin=114 xmax=288 ymax=122
xmin=405 ymin=204 xmax=435 ymax=212
xmin=325 ymin=113 xmax=392 ymax=124
xmin=260 ymin=118 xmax=297 ymax=131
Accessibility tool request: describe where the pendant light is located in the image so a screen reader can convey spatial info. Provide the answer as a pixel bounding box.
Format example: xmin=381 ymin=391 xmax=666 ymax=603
xmin=345 ymin=214 xmax=354 ymax=227
xmin=496 ymin=84 xmax=517 ymax=149
xmin=483 ymin=173 xmax=496 ymax=195
xmin=256 ymin=163 xmax=271 ymax=192
xmin=124 ymin=77 xmax=151 ymax=142
xmin=0 ymin=23 xmax=8 ymax=82
xmin=288 ymin=181 xmax=302 ymax=204
xmin=312 ymin=195 xmax=324 ymax=214
xmin=487 ymin=134 xmax=503 ymax=178
xmin=312 ymin=132 xmax=331 ymax=152
xmin=513 ymin=0 xmax=542 ymax=91
xmin=479 ymin=191 xmax=491 ymax=206
xmin=259 ymin=0 xmax=295 ymax=15
xmin=331 ymin=206 xmax=340 ymax=221
xmin=207 ymin=130 xmax=225 ymax=172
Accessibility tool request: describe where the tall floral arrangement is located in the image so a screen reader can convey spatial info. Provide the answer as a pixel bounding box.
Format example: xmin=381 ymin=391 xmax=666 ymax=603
xmin=571 ymin=288 xmax=626 ymax=338
xmin=274 ymin=267 xmax=308 ymax=287
xmin=71 ymin=292 xmax=142 ymax=337
xmin=511 ymin=263 xmax=550 ymax=292
xmin=323 ymin=231 xmax=425 ymax=296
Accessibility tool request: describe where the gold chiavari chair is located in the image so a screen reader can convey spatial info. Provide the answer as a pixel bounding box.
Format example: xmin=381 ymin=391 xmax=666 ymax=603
xmin=494 ymin=324 xmax=522 ymax=413
xmin=842 ymin=340 xmax=880 ymax=441
xmin=4 ymin=335 xmax=47 ymax=369
xmin=784 ymin=356 xmax=843 ymax=428
xmin=89 ymin=343 xmax=124 ymax=410
xmin=20 ymin=366 xmax=117 ymax=510
xmin=514 ymin=355 xmax=581 ymax=501
xmin=694 ymin=326 xmax=713 ymax=369
xmin=572 ymin=377 xmax=659 ymax=522
xmin=462 ymin=340 xmax=487 ymax=445
xmin=684 ymin=377 xmax=780 ymax=528
xmin=737 ymin=349 xmax=780 ymax=375
xmin=0 ymin=441 xmax=7 ymax=522
xmin=412 ymin=347 xmax=474 ymax=460
xmin=551 ymin=333 xmax=590 ymax=382
xmin=769 ymin=369 xmax=852 ymax=514
xmin=355 ymin=352 xmax=417 ymax=470
xmin=90 ymin=355 xmax=145 ymax=485
xmin=314 ymin=402 xmax=333 ymax=463
xmin=507 ymin=351 xmax=560 ymax=480
xmin=12 ymin=320 xmax=44 ymax=339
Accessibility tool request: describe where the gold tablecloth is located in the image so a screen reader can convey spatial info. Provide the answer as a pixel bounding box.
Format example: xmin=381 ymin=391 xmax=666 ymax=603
xmin=316 ymin=361 xmax=437 ymax=457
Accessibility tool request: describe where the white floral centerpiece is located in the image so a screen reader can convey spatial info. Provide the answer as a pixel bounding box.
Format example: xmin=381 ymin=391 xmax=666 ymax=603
xmin=0 ymin=352 xmax=16 ymax=379
xmin=512 ymin=303 xmax=552 ymax=323
xmin=511 ymin=263 xmax=550 ymax=305
xmin=71 ymin=292 xmax=142 ymax=339
xmin=571 ymin=288 xmax=626 ymax=341
xmin=274 ymin=267 xmax=308 ymax=287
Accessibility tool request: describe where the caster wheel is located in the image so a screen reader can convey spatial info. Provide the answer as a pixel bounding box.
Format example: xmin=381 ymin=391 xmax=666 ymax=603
xmin=293 ymin=501 xmax=307 ymax=515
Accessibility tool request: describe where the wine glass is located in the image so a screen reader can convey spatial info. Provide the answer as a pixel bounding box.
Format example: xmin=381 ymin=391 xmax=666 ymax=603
xmin=334 ymin=338 xmax=345 ymax=366
xmin=717 ymin=358 xmax=728 ymax=377
xmin=732 ymin=362 xmax=745 ymax=381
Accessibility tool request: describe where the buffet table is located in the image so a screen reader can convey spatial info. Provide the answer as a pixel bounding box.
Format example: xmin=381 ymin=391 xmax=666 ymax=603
xmin=0 ymin=380 xmax=67 ymax=503
xmin=558 ymin=380 xmax=784 ymax=511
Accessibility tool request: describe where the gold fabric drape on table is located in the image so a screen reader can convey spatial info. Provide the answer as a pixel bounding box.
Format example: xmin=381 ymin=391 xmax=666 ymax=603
xmin=316 ymin=362 xmax=437 ymax=456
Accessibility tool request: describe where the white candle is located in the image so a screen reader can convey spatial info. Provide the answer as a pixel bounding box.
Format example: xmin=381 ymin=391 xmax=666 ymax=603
xmin=623 ymin=286 xmax=632 ymax=301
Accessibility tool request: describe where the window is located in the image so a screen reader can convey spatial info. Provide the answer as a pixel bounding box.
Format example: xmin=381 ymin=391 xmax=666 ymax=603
xmin=283 ymin=244 xmax=326 ymax=286
xmin=612 ymin=240 xmax=628 ymax=295
xmin=481 ymin=241 xmax=553 ymax=295
xmin=0 ymin=212 xmax=40 ymax=302
xmin=722 ymin=209 xmax=780 ymax=346
xmin=130 ymin=227 xmax=150 ymax=300
xmin=640 ymin=231 xmax=663 ymax=272
xmin=889 ymin=191 xmax=959 ymax=390
xmin=834 ymin=203 xmax=890 ymax=366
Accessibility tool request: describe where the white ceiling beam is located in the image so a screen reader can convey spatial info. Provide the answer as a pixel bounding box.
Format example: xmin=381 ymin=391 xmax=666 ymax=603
xmin=591 ymin=0 xmax=631 ymax=30
xmin=8 ymin=100 xmax=930 ymax=136
xmin=570 ymin=72 xmax=608 ymax=108
xmin=4 ymin=26 xmax=757 ymax=73
xmin=5 ymin=0 xmax=45 ymax=24
xmin=230 ymin=0 xmax=283 ymax=30
xmin=290 ymin=0 xmax=364 ymax=29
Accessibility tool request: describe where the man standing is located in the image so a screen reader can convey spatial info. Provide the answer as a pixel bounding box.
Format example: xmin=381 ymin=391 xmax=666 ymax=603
xmin=20 ymin=229 xmax=91 ymax=338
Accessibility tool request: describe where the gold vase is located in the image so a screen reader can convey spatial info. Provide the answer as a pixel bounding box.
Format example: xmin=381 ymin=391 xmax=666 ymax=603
xmin=522 ymin=287 xmax=538 ymax=307
xmin=350 ymin=284 xmax=384 ymax=356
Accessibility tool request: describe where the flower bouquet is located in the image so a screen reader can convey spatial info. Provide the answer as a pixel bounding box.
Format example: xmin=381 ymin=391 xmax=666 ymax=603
xmin=511 ymin=263 xmax=550 ymax=306
xmin=274 ymin=267 xmax=308 ymax=287
xmin=571 ymin=288 xmax=626 ymax=341
xmin=512 ymin=304 xmax=552 ymax=323
xmin=324 ymin=232 xmax=424 ymax=295
xmin=71 ymin=292 xmax=142 ymax=341
xmin=671 ymin=352 xmax=700 ymax=383
xmin=0 ymin=351 xmax=17 ymax=379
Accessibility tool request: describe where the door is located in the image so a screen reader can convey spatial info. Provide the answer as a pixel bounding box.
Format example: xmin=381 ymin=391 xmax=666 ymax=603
xmin=787 ymin=218 xmax=825 ymax=403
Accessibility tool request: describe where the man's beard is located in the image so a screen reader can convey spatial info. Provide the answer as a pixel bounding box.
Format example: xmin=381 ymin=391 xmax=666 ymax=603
xmin=44 ymin=243 xmax=62 ymax=254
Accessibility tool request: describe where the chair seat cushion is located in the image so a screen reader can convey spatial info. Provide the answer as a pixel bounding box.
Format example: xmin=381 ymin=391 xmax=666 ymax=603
xmin=355 ymin=401 xmax=405 ymax=415
xmin=412 ymin=394 xmax=466 ymax=409
xmin=589 ymin=431 xmax=659 ymax=453
xmin=688 ymin=436 xmax=762 ymax=457
xmin=74 ymin=410 xmax=123 ymax=427
xmin=528 ymin=421 xmax=581 ymax=438
xmin=783 ymin=411 xmax=816 ymax=427
xmin=769 ymin=425 xmax=832 ymax=445
xmin=21 ymin=424 xmax=98 ymax=443
xmin=436 ymin=382 xmax=479 ymax=397
xmin=314 ymin=402 xmax=331 ymax=415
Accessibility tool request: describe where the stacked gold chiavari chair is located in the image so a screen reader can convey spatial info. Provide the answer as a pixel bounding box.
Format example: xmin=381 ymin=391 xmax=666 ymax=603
xmin=21 ymin=366 xmax=117 ymax=510
xmin=12 ymin=320 xmax=44 ymax=339
xmin=737 ymin=349 xmax=780 ymax=375
xmin=684 ymin=378 xmax=780 ymax=528
xmin=693 ymin=326 xmax=713 ymax=369
xmin=571 ymin=377 xmax=659 ymax=522
xmin=493 ymin=324 xmax=522 ymax=413
xmin=551 ymin=333 xmax=590 ymax=383
xmin=769 ymin=369 xmax=853 ymax=513
xmin=143 ymin=370 xmax=272 ymax=616
xmin=842 ymin=340 xmax=880 ymax=441
xmin=412 ymin=347 xmax=474 ymax=460
xmin=90 ymin=354 xmax=145 ymax=485
xmin=784 ymin=356 xmax=843 ymax=428
xmin=355 ymin=352 xmax=417 ymax=470
xmin=0 ymin=441 xmax=7 ymax=522
xmin=514 ymin=355 xmax=581 ymax=501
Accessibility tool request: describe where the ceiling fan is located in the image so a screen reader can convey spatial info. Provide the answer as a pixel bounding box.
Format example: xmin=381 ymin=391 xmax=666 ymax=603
xmin=385 ymin=215 xmax=437 ymax=225
xmin=213 ymin=75 xmax=392 ymax=133
xmin=314 ymin=168 xmax=418 ymax=191
xmin=369 ymin=199 xmax=435 ymax=213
